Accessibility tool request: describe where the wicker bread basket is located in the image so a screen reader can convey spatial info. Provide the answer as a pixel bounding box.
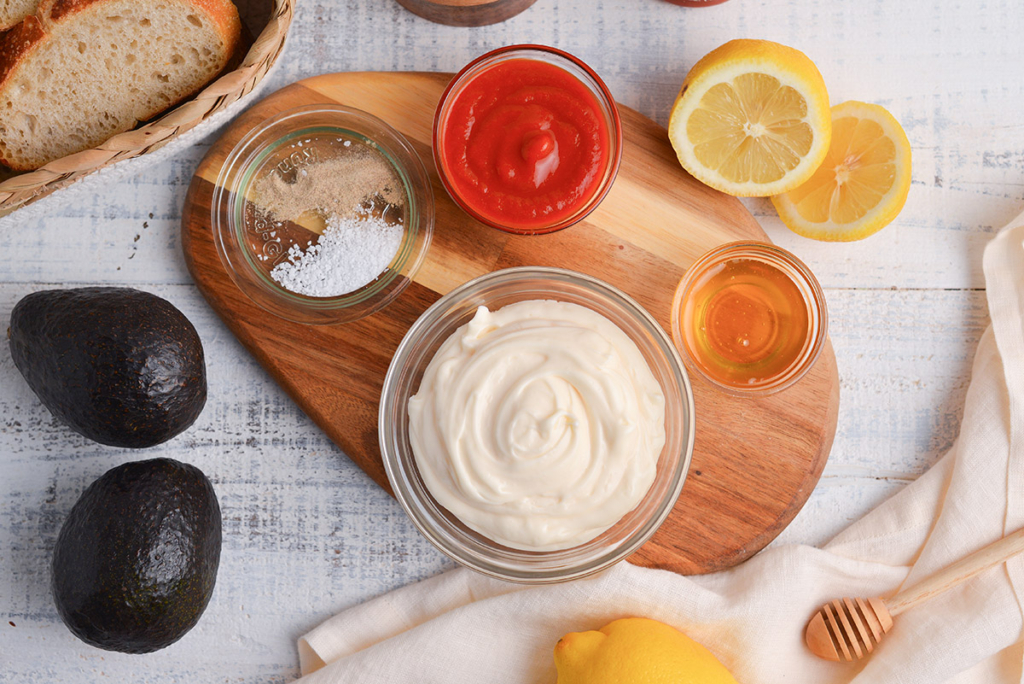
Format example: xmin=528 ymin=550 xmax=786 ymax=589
xmin=0 ymin=0 xmax=293 ymax=214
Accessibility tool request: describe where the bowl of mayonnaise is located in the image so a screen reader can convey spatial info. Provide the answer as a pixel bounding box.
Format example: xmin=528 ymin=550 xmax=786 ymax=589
xmin=379 ymin=267 xmax=695 ymax=583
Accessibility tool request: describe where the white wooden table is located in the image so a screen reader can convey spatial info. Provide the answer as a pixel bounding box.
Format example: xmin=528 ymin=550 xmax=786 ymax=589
xmin=1 ymin=1 xmax=1021 ymax=680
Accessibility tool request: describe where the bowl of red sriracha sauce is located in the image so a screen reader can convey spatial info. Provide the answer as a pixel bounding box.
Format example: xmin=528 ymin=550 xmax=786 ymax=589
xmin=433 ymin=45 xmax=623 ymax=235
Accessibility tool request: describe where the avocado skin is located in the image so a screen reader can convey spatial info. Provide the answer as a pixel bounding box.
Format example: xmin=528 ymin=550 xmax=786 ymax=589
xmin=51 ymin=458 xmax=222 ymax=654
xmin=8 ymin=287 xmax=206 ymax=448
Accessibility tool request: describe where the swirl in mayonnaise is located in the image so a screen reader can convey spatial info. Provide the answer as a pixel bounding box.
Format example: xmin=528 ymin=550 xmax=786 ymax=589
xmin=407 ymin=300 xmax=666 ymax=551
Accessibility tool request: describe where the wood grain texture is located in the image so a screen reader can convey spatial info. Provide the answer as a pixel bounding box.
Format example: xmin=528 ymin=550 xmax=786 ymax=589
xmin=2 ymin=1 xmax=1022 ymax=681
xmin=181 ymin=72 xmax=840 ymax=575
xmin=395 ymin=0 xmax=537 ymax=26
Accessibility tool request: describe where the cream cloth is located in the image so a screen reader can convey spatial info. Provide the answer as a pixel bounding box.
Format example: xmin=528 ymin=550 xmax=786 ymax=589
xmin=296 ymin=213 xmax=1024 ymax=684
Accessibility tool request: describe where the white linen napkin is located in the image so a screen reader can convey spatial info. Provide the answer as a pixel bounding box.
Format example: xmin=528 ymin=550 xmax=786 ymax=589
xmin=295 ymin=212 xmax=1024 ymax=684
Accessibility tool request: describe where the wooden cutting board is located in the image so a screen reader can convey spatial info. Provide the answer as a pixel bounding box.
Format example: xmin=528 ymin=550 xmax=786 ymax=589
xmin=181 ymin=72 xmax=840 ymax=574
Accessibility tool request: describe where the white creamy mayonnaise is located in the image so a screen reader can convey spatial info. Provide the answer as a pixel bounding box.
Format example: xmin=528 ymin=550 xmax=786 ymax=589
xmin=407 ymin=299 xmax=666 ymax=551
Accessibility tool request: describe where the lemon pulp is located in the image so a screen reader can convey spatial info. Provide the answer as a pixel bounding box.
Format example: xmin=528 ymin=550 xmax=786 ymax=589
xmin=669 ymin=39 xmax=831 ymax=197
xmin=688 ymin=73 xmax=814 ymax=185
xmin=772 ymin=100 xmax=912 ymax=241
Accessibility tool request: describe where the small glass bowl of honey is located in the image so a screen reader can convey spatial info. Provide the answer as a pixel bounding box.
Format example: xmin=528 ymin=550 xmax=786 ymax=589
xmin=671 ymin=242 xmax=828 ymax=395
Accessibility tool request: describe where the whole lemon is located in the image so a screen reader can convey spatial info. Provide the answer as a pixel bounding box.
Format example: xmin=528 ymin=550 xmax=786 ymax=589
xmin=554 ymin=617 xmax=739 ymax=684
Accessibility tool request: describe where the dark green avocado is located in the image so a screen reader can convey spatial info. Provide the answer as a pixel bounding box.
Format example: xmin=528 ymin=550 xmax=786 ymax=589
xmin=51 ymin=458 xmax=222 ymax=654
xmin=8 ymin=287 xmax=206 ymax=448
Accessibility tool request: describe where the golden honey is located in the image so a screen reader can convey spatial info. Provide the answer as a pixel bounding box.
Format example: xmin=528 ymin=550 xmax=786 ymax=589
xmin=672 ymin=243 xmax=826 ymax=394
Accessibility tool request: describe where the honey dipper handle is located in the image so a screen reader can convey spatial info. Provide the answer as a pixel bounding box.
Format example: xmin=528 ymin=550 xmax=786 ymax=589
xmin=887 ymin=526 xmax=1024 ymax=616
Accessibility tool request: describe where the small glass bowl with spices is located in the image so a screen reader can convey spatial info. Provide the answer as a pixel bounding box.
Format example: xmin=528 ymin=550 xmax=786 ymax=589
xmin=212 ymin=104 xmax=434 ymax=325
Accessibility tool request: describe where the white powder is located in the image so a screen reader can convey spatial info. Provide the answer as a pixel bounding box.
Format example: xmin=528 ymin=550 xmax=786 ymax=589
xmin=270 ymin=214 xmax=404 ymax=298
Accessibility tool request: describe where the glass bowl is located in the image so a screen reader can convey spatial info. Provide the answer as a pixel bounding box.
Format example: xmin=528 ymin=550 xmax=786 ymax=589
xmin=432 ymin=45 xmax=623 ymax=236
xmin=211 ymin=104 xmax=434 ymax=325
xmin=379 ymin=267 xmax=695 ymax=583
xmin=671 ymin=241 xmax=828 ymax=396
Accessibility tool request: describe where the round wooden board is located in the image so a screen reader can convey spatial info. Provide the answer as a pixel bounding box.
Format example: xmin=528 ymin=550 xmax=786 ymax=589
xmin=181 ymin=72 xmax=840 ymax=575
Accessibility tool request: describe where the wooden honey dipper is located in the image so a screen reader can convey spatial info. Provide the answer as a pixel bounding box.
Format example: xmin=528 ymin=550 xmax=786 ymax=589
xmin=806 ymin=526 xmax=1024 ymax=661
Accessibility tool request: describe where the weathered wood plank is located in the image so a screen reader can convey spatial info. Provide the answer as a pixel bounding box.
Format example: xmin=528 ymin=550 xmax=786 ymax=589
xmin=777 ymin=288 xmax=990 ymax=546
xmin=0 ymin=0 xmax=1019 ymax=680
xmin=0 ymin=284 xmax=988 ymax=679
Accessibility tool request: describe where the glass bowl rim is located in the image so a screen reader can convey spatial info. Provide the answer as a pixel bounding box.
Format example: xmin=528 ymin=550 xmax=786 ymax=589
xmin=431 ymin=44 xmax=623 ymax=236
xmin=670 ymin=240 xmax=829 ymax=396
xmin=379 ymin=265 xmax=696 ymax=583
xmin=210 ymin=102 xmax=435 ymax=324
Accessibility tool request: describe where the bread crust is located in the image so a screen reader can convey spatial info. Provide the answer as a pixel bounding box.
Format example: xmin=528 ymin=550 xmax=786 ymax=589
xmin=0 ymin=1 xmax=40 ymax=32
xmin=0 ymin=0 xmax=242 ymax=170
xmin=0 ymin=15 xmax=46 ymax=93
xmin=43 ymin=0 xmax=241 ymax=51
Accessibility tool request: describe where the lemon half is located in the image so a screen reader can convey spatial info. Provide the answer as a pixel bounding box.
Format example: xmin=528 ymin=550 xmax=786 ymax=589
xmin=669 ymin=39 xmax=832 ymax=197
xmin=771 ymin=100 xmax=912 ymax=241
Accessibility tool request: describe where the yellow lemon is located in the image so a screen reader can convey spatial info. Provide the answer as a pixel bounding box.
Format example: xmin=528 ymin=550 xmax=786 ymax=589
xmin=771 ymin=100 xmax=912 ymax=241
xmin=553 ymin=617 xmax=739 ymax=684
xmin=668 ymin=39 xmax=832 ymax=197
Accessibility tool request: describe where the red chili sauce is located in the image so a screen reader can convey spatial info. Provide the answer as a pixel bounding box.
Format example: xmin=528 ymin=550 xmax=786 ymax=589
xmin=440 ymin=58 xmax=611 ymax=231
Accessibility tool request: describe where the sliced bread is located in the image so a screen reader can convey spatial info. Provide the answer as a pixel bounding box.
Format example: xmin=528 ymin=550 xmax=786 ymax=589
xmin=0 ymin=0 xmax=39 ymax=31
xmin=0 ymin=0 xmax=241 ymax=170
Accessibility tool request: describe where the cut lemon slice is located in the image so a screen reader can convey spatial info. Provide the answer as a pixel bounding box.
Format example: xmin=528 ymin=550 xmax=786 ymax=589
xmin=668 ymin=39 xmax=832 ymax=197
xmin=771 ymin=101 xmax=912 ymax=241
